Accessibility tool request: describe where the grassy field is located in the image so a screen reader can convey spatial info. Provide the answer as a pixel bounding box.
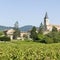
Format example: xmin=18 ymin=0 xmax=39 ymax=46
xmin=0 ymin=40 xmax=60 ymax=60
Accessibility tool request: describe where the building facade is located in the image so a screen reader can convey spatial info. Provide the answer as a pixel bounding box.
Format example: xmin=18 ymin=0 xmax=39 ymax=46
xmin=44 ymin=12 xmax=60 ymax=33
xmin=4 ymin=29 xmax=30 ymax=40
xmin=4 ymin=29 xmax=15 ymax=40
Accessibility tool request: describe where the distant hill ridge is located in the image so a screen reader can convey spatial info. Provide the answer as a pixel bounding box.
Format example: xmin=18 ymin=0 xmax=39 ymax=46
xmin=20 ymin=25 xmax=33 ymax=32
xmin=0 ymin=25 xmax=34 ymax=32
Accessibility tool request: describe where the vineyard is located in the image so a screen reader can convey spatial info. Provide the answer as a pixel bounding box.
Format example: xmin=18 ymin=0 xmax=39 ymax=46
xmin=0 ymin=40 xmax=60 ymax=60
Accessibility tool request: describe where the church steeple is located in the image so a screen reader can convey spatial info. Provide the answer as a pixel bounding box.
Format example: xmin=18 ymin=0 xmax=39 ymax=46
xmin=44 ymin=12 xmax=48 ymax=19
xmin=44 ymin=12 xmax=49 ymax=31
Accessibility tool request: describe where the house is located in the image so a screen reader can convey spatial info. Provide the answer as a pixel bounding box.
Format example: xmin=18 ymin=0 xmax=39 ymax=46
xmin=20 ymin=32 xmax=30 ymax=40
xmin=4 ymin=29 xmax=15 ymax=40
xmin=4 ymin=29 xmax=30 ymax=40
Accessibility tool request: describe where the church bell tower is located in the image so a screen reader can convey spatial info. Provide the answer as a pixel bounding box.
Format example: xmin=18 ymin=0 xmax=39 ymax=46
xmin=44 ymin=12 xmax=49 ymax=31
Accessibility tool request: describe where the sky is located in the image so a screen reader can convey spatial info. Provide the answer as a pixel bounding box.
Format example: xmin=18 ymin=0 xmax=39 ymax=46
xmin=0 ymin=0 xmax=60 ymax=27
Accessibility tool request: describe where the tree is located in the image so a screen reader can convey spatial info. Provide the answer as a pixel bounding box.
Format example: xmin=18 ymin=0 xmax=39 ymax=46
xmin=45 ymin=31 xmax=60 ymax=43
xmin=38 ymin=22 xmax=44 ymax=34
xmin=30 ymin=26 xmax=38 ymax=40
xmin=13 ymin=21 xmax=20 ymax=39
xmin=42 ymin=36 xmax=53 ymax=44
xmin=52 ymin=26 xmax=58 ymax=32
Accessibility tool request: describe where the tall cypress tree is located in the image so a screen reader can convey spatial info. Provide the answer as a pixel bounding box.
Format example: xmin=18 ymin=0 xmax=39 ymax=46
xmin=13 ymin=21 xmax=20 ymax=39
xmin=38 ymin=22 xmax=44 ymax=34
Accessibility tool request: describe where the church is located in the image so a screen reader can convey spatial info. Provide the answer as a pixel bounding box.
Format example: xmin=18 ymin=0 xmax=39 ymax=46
xmin=43 ymin=12 xmax=60 ymax=33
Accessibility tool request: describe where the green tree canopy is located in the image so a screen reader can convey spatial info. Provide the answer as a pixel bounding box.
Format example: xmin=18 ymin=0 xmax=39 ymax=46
xmin=52 ymin=26 xmax=58 ymax=32
xmin=30 ymin=26 xmax=38 ymax=40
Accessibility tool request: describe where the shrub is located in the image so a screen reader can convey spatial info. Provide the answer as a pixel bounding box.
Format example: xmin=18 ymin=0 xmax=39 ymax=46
xmin=35 ymin=34 xmax=45 ymax=43
xmin=42 ymin=36 xmax=54 ymax=44
xmin=0 ymin=36 xmax=10 ymax=41
xmin=46 ymin=31 xmax=60 ymax=43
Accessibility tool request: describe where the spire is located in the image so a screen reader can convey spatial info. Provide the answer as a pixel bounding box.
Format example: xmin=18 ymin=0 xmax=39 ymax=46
xmin=44 ymin=12 xmax=48 ymax=19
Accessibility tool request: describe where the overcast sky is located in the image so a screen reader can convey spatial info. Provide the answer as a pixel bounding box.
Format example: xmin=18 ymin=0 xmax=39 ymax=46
xmin=0 ymin=0 xmax=60 ymax=27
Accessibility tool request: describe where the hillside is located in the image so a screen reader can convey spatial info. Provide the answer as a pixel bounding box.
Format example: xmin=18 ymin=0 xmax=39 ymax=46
xmin=0 ymin=26 xmax=13 ymax=31
xmin=0 ymin=25 xmax=34 ymax=32
xmin=20 ymin=25 xmax=33 ymax=32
